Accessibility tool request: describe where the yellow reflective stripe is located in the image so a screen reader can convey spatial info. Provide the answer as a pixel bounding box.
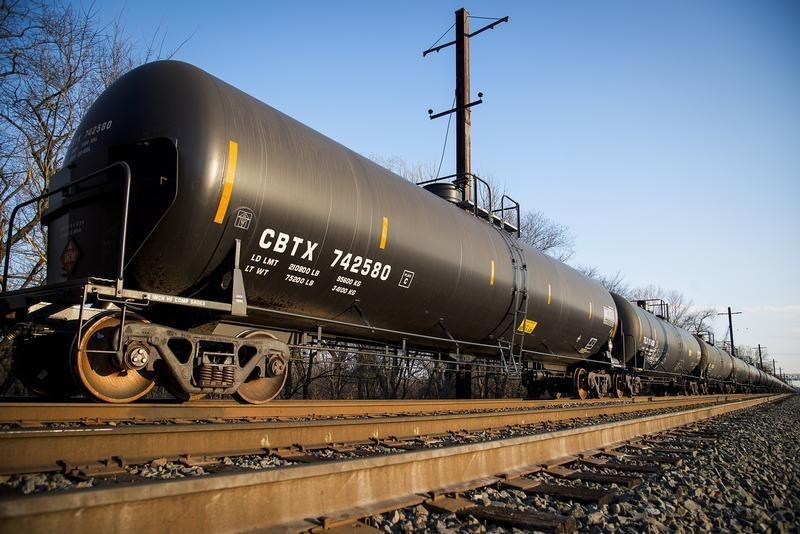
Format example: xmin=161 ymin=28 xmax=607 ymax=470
xmin=589 ymin=301 xmax=593 ymax=320
xmin=490 ymin=260 xmax=495 ymax=286
xmin=214 ymin=140 xmax=238 ymax=224
xmin=547 ymin=284 xmax=551 ymax=305
xmin=379 ymin=216 xmax=389 ymax=249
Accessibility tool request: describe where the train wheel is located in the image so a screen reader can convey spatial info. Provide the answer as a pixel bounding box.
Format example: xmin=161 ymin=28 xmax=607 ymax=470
xmin=573 ymin=367 xmax=589 ymax=400
xmin=612 ymin=373 xmax=626 ymax=399
xmin=235 ymin=331 xmax=287 ymax=404
xmin=73 ymin=313 xmax=156 ymax=403
xmin=632 ymin=376 xmax=642 ymax=396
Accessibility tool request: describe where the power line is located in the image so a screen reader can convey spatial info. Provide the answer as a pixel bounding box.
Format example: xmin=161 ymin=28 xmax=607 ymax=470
xmin=425 ymin=23 xmax=455 ymax=53
xmin=435 ymin=95 xmax=456 ymax=179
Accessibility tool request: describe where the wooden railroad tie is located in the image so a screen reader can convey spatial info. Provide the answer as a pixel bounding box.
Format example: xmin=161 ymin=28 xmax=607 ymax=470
xmin=597 ymin=460 xmax=661 ymax=474
xmin=526 ymin=483 xmax=616 ymax=506
xmin=456 ymin=506 xmax=576 ymax=534
xmin=647 ymin=447 xmax=695 ymax=455
xmin=566 ymin=471 xmax=642 ymax=489
xmin=428 ymin=496 xmax=576 ymax=534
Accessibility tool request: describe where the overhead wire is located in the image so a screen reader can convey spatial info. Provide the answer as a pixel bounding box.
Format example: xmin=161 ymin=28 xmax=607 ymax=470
xmin=425 ymin=22 xmax=455 ymax=52
xmin=435 ymin=94 xmax=456 ymax=179
xmin=425 ymin=16 xmax=504 ymax=180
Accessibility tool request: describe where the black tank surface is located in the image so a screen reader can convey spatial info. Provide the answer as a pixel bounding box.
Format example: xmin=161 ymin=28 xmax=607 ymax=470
xmin=752 ymin=368 xmax=765 ymax=388
xmin=730 ymin=356 xmax=750 ymax=384
xmin=690 ymin=334 xmax=709 ymax=378
xmin=45 ymin=60 xmax=616 ymax=358
xmin=611 ymin=293 xmax=701 ymax=375
xmin=698 ymin=339 xmax=734 ymax=381
xmin=747 ymin=363 xmax=762 ymax=387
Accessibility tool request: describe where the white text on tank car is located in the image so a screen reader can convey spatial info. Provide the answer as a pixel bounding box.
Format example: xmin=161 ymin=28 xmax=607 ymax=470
xmin=258 ymin=228 xmax=318 ymax=261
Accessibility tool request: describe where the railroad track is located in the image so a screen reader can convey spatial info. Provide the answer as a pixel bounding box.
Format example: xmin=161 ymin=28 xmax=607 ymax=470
xmin=0 ymin=394 xmax=752 ymax=425
xmin=0 ymin=394 xmax=786 ymax=532
xmin=1 ymin=395 xmax=745 ymax=474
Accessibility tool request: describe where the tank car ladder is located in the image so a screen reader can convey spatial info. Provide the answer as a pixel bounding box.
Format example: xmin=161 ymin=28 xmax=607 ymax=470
xmin=498 ymin=237 xmax=529 ymax=379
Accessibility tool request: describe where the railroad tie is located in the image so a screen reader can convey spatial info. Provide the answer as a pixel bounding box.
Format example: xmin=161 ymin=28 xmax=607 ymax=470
xmin=597 ymin=460 xmax=661 ymax=474
xmin=455 ymin=506 xmax=576 ymax=534
xmin=647 ymin=447 xmax=696 ymax=455
xmin=629 ymin=454 xmax=682 ymax=465
xmin=568 ymin=471 xmax=642 ymax=488
xmin=526 ymin=483 xmax=616 ymax=506
xmin=500 ymin=477 xmax=543 ymax=491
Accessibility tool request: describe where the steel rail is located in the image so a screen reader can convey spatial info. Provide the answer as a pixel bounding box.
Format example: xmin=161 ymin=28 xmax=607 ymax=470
xmin=0 ymin=395 xmax=756 ymax=475
xmin=0 ymin=394 xmax=751 ymax=425
xmin=0 ymin=394 xmax=786 ymax=533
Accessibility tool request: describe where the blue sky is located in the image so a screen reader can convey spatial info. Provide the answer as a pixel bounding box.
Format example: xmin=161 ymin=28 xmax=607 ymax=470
xmin=87 ymin=1 xmax=800 ymax=375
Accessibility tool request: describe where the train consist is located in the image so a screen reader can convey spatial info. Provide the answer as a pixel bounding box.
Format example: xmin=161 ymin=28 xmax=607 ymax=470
xmin=0 ymin=61 xmax=793 ymax=402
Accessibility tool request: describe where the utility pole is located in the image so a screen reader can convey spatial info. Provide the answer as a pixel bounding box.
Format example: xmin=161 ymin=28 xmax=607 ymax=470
xmin=717 ymin=307 xmax=742 ymax=356
xmin=773 ymin=359 xmax=776 ymax=375
xmin=757 ymin=344 xmax=764 ymax=369
xmin=455 ymin=8 xmax=471 ymax=203
xmin=424 ymin=8 xmax=508 ymax=205
xmin=423 ymin=9 xmax=507 ymax=400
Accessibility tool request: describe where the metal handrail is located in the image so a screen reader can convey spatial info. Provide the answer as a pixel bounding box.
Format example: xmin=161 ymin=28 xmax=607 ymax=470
xmin=1 ymin=161 xmax=131 ymax=293
xmin=418 ymin=172 xmax=494 ymax=216
xmin=493 ymin=194 xmax=521 ymax=238
xmin=469 ymin=173 xmax=492 ymax=218
xmin=418 ymin=173 xmax=522 ymax=238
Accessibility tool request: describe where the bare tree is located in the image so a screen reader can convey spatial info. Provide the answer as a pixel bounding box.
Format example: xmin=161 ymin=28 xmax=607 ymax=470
xmin=0 ymin=0 xmax=139 ymax=289
xmin=375 ymin=154 xmax=577 ymax=264
xmin=0 ymin=0 xmax=189 ymax=290
xmin=577 ymin=264 xmax=716 ymax=334
xmin=370 ymin=155 xmax=438 ymax=184
xmin=627 ymin=285 xmax=716 ymax=333
xmin=518 ymin=210 xmax=575 ymax=262
xmin=734 ymin=345 xmax=756 ymax=365
xmin=576 ymin=265 xmax=631 ymax=295
xmin=745 ymin=345 xmax=769 ymax=370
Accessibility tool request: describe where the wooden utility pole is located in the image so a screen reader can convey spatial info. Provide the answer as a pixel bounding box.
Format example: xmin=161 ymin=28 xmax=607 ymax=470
xmin=455 ymin=8 xmax=471 ymax=203
xmin=718 ymin=307 xmax=742 ymax=356
xmin=424 ymin=8 xmax=507 ymax=205
xmin=728 ymin=307 xmax=736 ymax=356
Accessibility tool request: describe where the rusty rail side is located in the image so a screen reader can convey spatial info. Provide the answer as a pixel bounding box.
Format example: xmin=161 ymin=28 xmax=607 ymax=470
xmin=0 ymin=394 xmax=752 ymax=424
xmin=0 ymin=394 xmax=786 ymax=533
xmin=0 ymin=395 xmax=764 ymax=475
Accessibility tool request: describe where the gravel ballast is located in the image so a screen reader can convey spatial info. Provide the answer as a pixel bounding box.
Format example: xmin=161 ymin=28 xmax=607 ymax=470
xmin=368 ymin=395 xmax=800 ymax=533
xmin=1 ymin=395 xmax=797 ymax=533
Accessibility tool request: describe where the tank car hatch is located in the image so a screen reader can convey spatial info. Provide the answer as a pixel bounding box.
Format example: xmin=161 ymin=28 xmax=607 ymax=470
xmin=423 ymin=182 xmax=461 ymax=204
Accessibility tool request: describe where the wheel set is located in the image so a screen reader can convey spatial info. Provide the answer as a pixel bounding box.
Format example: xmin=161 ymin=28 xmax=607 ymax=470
xmin=15 ymin=312 xmax=290 ymax=404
